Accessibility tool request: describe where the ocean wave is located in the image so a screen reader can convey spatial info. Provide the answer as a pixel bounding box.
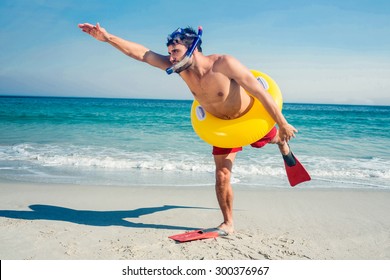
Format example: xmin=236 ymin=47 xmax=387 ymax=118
xmin=1 ymin=144 xmax=389 ymax=189
xmin=2 ymin=143 xmax=215 ymax=172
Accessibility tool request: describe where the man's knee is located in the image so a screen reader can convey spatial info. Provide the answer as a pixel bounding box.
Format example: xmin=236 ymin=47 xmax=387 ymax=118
xmin=215 ymin=168 xmax=231 ymax=187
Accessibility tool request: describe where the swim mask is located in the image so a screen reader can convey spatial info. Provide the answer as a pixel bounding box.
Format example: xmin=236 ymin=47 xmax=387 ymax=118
xmin=167 ymin=28 xmax=198 ymax=46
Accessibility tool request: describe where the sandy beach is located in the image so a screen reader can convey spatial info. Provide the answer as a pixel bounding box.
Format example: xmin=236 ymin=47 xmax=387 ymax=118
xmin=0 ymin=182 xmax=389 ymax=260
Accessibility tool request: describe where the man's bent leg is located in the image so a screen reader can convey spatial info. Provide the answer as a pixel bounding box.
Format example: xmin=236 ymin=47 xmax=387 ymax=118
xmin=213 ymin=152 xmax=237 ymax=234
xmin=250 ymin=126 xmax=291 ymax=157
xmin=269 ymin=128 xmax=290 ymax=155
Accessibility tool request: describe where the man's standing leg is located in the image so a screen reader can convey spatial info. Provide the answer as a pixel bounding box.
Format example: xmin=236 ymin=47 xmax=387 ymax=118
xmin=213 ymin=152 xmax=237 ymax=234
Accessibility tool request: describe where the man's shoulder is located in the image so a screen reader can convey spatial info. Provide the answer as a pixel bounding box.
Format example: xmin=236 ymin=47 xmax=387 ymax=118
xmin=207 ymin=54 xmax=234 ymax=60
xmin=208 ymin=54 xmax=237 ymax=65
xmin=210 ymin=54 xmax=240 ymax=72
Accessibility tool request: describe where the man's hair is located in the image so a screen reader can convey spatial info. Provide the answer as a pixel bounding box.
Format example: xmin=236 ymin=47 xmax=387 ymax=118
xmin=166 ymin=26 xmax=202 ymax=52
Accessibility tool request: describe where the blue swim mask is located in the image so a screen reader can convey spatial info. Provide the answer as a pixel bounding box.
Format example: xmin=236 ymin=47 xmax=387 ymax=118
xmin=166 ymin=26 xmax=203 ymax=74
xmin=167 ymin=28 xmax=198 ymax=42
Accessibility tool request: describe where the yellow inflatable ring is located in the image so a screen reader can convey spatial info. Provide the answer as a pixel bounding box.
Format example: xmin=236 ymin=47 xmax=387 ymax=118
xmin=191 ymin=70 xmax=283 ymax=148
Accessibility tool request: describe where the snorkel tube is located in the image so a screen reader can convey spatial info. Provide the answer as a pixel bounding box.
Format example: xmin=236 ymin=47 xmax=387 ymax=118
xmin=166 ymin=26 xmax=203 ymax=75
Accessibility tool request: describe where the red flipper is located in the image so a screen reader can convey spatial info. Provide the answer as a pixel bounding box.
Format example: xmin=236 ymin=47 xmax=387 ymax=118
xmin=169 ymin=228 xmax=228 ymax=242
xmin=284 ymin=152 xmax=311 ymax=187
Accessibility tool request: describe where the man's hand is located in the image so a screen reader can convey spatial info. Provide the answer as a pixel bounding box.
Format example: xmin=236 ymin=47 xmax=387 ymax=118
xmin=278 ymin=123 xmax=298 ymax=143
xmin=78 ymin=23 xmax=109 ymax=42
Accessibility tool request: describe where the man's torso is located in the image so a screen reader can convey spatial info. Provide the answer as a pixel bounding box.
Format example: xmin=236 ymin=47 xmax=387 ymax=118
xmin=181 ymin=55 xmax=253 ymax=120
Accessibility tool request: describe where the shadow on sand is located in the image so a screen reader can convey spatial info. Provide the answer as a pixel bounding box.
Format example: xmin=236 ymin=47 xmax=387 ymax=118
xmin=0 ymin=204 xmax=215 ymax=231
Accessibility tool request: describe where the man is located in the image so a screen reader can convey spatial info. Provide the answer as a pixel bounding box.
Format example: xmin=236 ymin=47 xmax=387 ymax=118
xmin=78 ymin=23 xmax=298 ymax=235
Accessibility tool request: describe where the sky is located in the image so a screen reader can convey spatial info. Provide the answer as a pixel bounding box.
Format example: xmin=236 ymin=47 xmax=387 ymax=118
xmin=0 ymin=0 xmax=389 ymax=105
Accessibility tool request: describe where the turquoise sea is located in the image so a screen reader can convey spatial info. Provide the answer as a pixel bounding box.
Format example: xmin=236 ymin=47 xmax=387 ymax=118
xmin=1 ymin=96 xmax=389 ymax=189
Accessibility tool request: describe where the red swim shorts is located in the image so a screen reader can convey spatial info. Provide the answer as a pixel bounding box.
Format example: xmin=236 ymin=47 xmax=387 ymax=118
xmin=212 ymin=126 xmax=278 ymax=155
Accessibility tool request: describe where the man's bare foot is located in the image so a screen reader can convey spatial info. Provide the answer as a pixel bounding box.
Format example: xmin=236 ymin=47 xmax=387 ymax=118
xmin=217 ymin=222 xmax=234 ymax=235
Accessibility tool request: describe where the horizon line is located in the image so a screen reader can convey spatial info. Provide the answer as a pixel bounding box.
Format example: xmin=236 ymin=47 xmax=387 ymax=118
xmin=1 ymin=94 xmax=389 ymax=107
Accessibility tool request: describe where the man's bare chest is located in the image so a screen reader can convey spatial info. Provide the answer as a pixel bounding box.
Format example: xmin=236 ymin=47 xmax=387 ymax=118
xmin=185 ymin=74 xmax=234 ymax=101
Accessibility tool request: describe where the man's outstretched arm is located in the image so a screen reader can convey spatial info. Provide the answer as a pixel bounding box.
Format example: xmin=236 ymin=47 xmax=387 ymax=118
xmin=78 ymin=23 xmax=171 ymax=70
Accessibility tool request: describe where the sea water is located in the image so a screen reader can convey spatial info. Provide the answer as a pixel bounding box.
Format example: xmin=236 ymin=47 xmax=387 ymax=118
xmin=1 ymin=96 xmax=389 ymax=189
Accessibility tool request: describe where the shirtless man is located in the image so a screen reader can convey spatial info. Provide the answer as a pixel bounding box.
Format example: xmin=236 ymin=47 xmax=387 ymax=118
xmin=78 ymin=23 xmax=298 ymax=234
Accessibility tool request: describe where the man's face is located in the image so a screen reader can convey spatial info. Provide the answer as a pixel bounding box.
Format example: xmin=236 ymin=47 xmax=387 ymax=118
xmin=167 ymin=43 xmax=188 ymax=64
xmin=167 ymin=43 xmax=193 ymax=73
